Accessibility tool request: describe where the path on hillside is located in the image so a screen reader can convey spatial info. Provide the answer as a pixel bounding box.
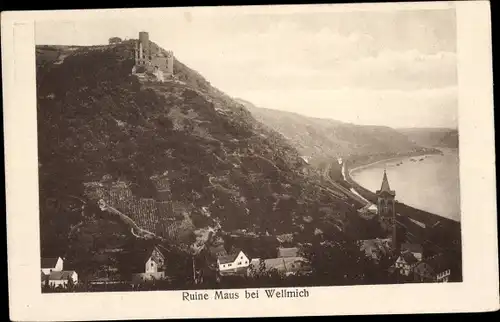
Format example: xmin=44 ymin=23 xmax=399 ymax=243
xmin=97 ymin=199 xmax=158 ymax=240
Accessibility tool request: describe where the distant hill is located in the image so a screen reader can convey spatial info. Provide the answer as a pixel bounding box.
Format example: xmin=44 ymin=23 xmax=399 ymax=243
xmin=237 ymin=99 xmax=433 ymax=166
xmin=396 ymin=128 xmax=459 ymax=149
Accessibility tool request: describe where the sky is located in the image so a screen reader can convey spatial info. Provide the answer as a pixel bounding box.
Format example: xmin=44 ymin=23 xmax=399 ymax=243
xmin=35 ymin=5 xmax=458 ymax=129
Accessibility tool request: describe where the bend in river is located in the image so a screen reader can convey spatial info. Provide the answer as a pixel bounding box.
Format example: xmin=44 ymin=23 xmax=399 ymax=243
xmin=350 ymin=148 xmax=460 ymax=222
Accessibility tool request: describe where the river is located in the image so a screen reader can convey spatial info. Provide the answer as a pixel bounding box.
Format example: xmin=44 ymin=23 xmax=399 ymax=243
xmin=349 ymin=148 xmax=461 ymax=222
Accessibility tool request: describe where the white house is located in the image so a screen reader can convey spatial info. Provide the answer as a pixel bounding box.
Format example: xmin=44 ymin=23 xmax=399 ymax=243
xmin=42 ymin=270 xmax=78 ymax=288
xmin=41 ymin=257 xmax=64 ymax=275
xmin=128 ymin=245 xmax=167 ymax=283
xmin=217 ymin=250 xmax=250 ymax=272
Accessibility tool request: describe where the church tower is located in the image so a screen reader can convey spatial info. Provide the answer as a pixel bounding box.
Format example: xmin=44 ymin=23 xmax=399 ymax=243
xmin=376 ymin=169 xmax=397 ymax=249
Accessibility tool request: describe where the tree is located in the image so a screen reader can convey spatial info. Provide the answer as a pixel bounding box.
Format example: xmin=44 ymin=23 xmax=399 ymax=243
xmin=66 ymin=274 xmax=75 ymax=291
xmin=303 ymin=240 xmax=375 ymax=286
xmin=258 ymin=259 xmax=266 ymax=276
xmin=42 ymin=276 xmax=50 ymax=292
xmin=247 ymin=263 xmax=257 ymax=278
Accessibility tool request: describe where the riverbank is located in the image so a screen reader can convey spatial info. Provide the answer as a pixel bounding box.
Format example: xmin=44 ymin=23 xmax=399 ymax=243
xmin=348 ymin=152 xmax=440 ymax=177
xmin=346 ymin=148 xmax=442 ymax=176
xmin=343 ymin=157 xmax=462 ymax=254
xmin=349 ymin=148 xmax=460 ymax=221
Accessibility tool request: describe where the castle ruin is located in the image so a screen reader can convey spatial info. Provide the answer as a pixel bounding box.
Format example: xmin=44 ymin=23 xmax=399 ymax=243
xmin=132 ymin=31 xmax=174 ymax=82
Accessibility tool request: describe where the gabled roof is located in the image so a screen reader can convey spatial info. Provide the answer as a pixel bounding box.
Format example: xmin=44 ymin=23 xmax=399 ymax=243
xmin=358 ymin=203 xmax=377 ymax=214
xmin=376 ymin=170 xmax=396 ymax=196
xmin=119 ymin=244 xmax=165 ymax=273
xmin=262 ymin=257 xmax=309 ymax=273
xmin=423 ymin=253 xmax=449 ymax=273
xmin=218 ymin=253 xmax=239 ymax=265
xmin=401 ymin=243 xmax=423 ymax=254
xmin=398 ymin=252 xmax=419 ymax=265
xmin=41 ymin=257 xmax=61 ymax=269
xmin=218 ymin=250 xmax=245 ymax=264
xmin=48 ymin=270 xmax=76 ymax=281
xmin=414 ymin=262 xmax=433 ymax=276
xmin=219 ymin=266 xmax=248 ymax=276
xmin=277 ymin=247 xmax=299 ymax=258
xmin=359 ymin=238 xmax=392 ymax=260
xmin=209 ymin=245 xmax=228 ymax=257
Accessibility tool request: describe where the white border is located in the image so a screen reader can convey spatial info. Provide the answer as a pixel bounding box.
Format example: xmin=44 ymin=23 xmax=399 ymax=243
xmin=3 ymin=2 xmax=498 ymax=321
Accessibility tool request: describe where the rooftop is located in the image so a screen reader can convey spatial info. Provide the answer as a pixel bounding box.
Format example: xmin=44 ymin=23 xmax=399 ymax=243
xmin=359 ymin=238 xmax=392 ymax=260
xmin=41 ymin=257 xmax=61 ymax=269
xmin=423 ymin=253 xmax=450 ymax=272
xmin=376 ymin=170 xmax=396 ymax=196
xmin=399 ymin=252 xmax=419 ymax=265
xmin=45 ymin=270 xmax=76 ymax=281
xmin=209 ymin=245 xmax=228 ymax=258
xmin=219 ymin=266 xmax=248 ymax=276
xmin=277 ymin=247 xmax=299 ymax=258
xmin=262 ymin=257 xmax=309 ymax=273
xmin=217 ymin=251 xmax=243 ymax=265
xmin=401 ymin=243 xmax=423 ymax=254
xmin=119 ymin=244 xmax=165 ymax=273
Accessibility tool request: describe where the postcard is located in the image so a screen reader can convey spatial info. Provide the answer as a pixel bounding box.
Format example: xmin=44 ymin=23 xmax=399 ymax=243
xmin=2 ymin=1 xmax=498 ymax=321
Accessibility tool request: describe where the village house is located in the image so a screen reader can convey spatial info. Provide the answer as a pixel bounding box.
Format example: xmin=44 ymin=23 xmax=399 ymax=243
xmin=217 ymin=250 xmax=250 ymax=274
xmin=276 ymin=234 xmax=294 ymax=245
xmin=400 ymin=243 xmax=424 ymax=262
xmin=121 ymin=245 xmax=167 ymax=283
xmin=248 ymin=256 xmax=311 ymax=277
xmin=42 ymin=270 xmax=78 ymax=288
xmin=209 ymin=244 xmax=228 ymax=258
xmin=41 ymin=257 xmax=78 ymax=288
xmin=246 ymin=247 xmax=310 ymax=277
xmin=357 ymin=203 xmax=378 ymax=220
xmin=359 ymin=238 xmax=392 ymax=263
xmin=394 ymin=252 xmax=419 ymax=276
xmin=277 ymin=247 xmax=299 ymax=258
xmin=41 ymin=257 xmax=64 ymax=275
xmin=413 ymin=253 xmax=451 ymax=282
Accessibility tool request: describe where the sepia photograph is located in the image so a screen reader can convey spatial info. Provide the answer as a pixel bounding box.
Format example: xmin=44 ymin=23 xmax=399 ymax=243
xmin=3 ymin=1 xmax=498 ymax=320
xmin=35 ymin=5 xmax=462 ymax=293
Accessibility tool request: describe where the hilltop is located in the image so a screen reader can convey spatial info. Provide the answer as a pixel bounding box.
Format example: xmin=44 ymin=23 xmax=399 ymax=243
xmin=237 ymin=99 xmax=438 ymax=167
xmin=396 ymin=127 xmax=459 ymax=149
xmin=36 ymin=40 xmax=362 ymax=275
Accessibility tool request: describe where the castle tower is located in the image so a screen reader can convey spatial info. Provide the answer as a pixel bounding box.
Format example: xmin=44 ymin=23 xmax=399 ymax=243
xmin=135 ymin=31 xmax=151 ymax=66
xmin=376 ymin=169 xmax=397 ymax=248
xmin=133 ymin=31 xmax=174 ymax=80
xmin=166 ymin=50 xmax=174 ymax=76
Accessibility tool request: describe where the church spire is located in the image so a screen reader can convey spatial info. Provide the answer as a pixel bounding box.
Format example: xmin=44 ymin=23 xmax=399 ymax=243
xmin=376 ymin=168 xmax=395 ymax=196
xmin=380 ymin=169 xmax=391 ymax=192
